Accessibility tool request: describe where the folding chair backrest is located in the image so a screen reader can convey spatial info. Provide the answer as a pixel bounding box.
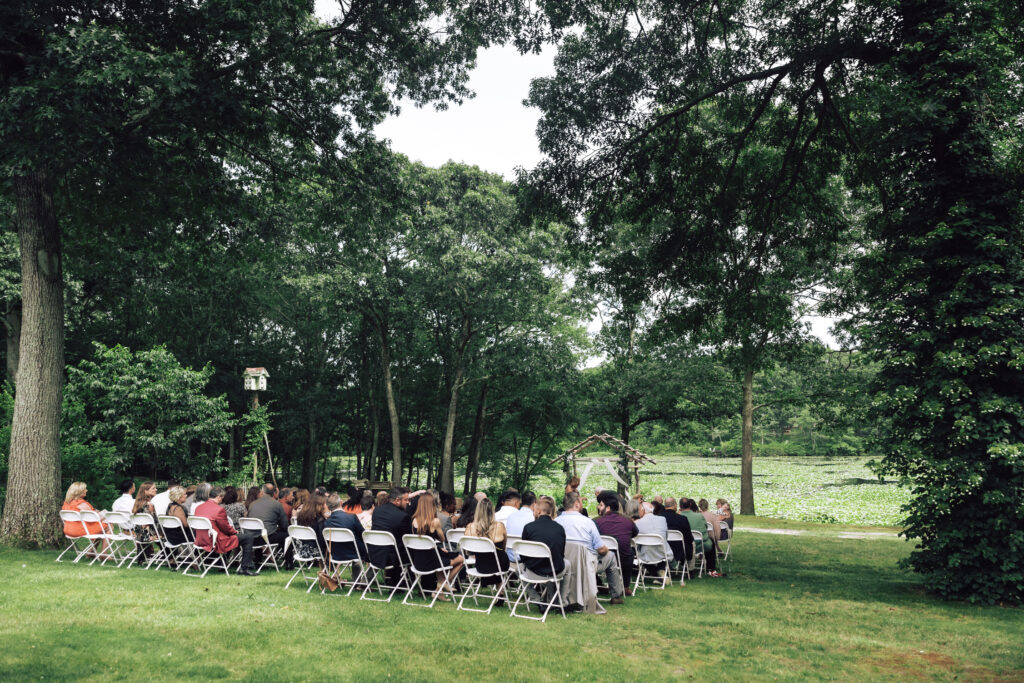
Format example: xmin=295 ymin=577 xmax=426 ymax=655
xmin=188 ymin=515 xmax=213 ymax=532
xmin=510 ymin=539 xmax=552 ymax=560
xmin=132 ymin=513 xmax=156 ymax=527
xmin=458 ymin=535 xmax=497 ymax=555
xmin=690 ymin=530 xmax=704 ymax=552
xmin=239 ymin=517 xmax=270 ymax=543
xmin=287 ymin=524 xmax=317 ymax=542
xmin=323 ymin=526 xmax=359 ymax=558
xmin=105 ymin=510 xmax=131 ymax=527
xmin=59 ymin=509 xmax=83 ymax=528
xmin=600 ymin=534 xmax=620 ymax=552
xmin=363 ymin=530 xmax=398 ymax=548
xmin=158 ymin=514 xmax=184 ymax=530
xmin=401 ymin=534 xmax=438 ymax=553
xmin=666 ymin=529 xmax=685 ymax=543
xmin=79 ymin=509 xmax=104 ymax=534
xmin=445 ymin=528 xmax=464 ymax=547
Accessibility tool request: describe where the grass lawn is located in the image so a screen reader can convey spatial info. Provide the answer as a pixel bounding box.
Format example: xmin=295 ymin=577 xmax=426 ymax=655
xmin=2 ymin=518 xmax=1021 ymax=682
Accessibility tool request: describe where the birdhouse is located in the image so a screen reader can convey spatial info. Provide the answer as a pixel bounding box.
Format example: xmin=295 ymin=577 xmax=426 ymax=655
xmin=243 ymin=367 xmax=269 ymax=392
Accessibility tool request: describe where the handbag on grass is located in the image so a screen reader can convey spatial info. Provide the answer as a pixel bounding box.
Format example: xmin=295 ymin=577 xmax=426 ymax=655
xmin=317 ymin=570 xmax=339 ymax=592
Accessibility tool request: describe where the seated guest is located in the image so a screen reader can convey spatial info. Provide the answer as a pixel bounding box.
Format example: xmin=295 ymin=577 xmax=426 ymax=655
xmin=357 ymin=491 xmax=375 ymax=530
xmin=341 ymin=487 xmax=363 ymax=514
xmin=132 ymin=481 xmax=157 ymax=516
xmin=473 ymin=491 xmax=488 ymax=503
xmin=565 ymin=476 xmax=580 ymax=498
xmin=437 ymin=492 xmax=456 ymax=535
xmin=455 ymin=497 xmax=478 ymax=529
xmin=151 ymin=479 xmax=178 ymax=517
xmin=494 ymin=489 xmax=520 ymax=525
xmin=111 ymin=479 xmax=136 ymax=525
xmin=290 ymin=489 xmax=310 ymax=525
xmin=466 ymin=498 xmax=509 ymax=563
xmin=163 ymin=486 xmax=193 ymax=547
xmin=190 ymin=482 xmax=211 ymax=514
xmin=594 ymin=495 xmax=638 ymax=595
xmin=374 ymin=490 xmax=389 ymax=510
xmin=521 ymin=496 xmax=565 ymax=577
xmin=246 ymin=483 xmax=290 ymax=566
xmin=504 ymin=491 xmax=538 ymax=544
xmin=634 ymin=501 xmax=672 ymax=567
xmin=194 ymin=486 xmax=258 ymax=575
xmin=715 ymin=498 xmax=734 ymax=539
xmin=244 ymin=486 xmax=260 ymax=512
xmin=183 ymin=484 xmax=197 ymax=511
xmin=222 ymin=486 xmax=246 ymax=529
xmin=681 ymin=498 xmax=721 ymax=576
xmin=278 ymin=488 xmax=294 ymax=519
xmin=324 ymin=492 xmax=366 ymax=564
xmin=411 ymin=491 xmax=464 ymax=594
xmin=556 ymin=491 xmax=624 ymax=604
xmin=61 ymin=481 xmax=108 ymax=538
xmin=660 ymin=496 xmax=694 ymax=566
xmin=370 ymin=487 xmax=413 ymax=586
xmin=294 ymin=493 xmax=329 ymax=559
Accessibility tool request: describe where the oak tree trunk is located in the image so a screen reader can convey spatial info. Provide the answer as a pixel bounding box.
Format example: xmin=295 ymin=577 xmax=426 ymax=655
xmin=740 ymin=369 xmax=756 ymax=515
xmin=378 ymin=327 xmax=401 ymax=485
xmin=5 ymin=301 xmax=21 ymax=383
xmin=1 ymin=173 xmax=64 ymax=547
xmin=463 ymin=381 xmax=488 ymax=496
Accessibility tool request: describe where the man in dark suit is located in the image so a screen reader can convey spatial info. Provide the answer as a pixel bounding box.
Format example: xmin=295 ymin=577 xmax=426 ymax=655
xmin=370 ymin=487 xmax=412 ymax=585
xmin=324 ymin=492 xmax=366 ymax=563
xmin=660 ymin=496 xmax=694 ymax=567
xmin=521 ymin=495 xmax=565 ymax=576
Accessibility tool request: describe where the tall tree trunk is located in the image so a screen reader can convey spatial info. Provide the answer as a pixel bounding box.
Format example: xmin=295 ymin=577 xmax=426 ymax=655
xmin=378 ymin=326 xmax=401 ymax=485
xmin=438 ymin=360 xmax=465 ymax=495
xmin=367 ymin=404 xmax=380 ymax=481
xmin=302 ymin=415 xmax=317 ymax=489
xmin=227 ymin=425 xmax=236 ymax=473
xmin=1 ymin=173 xmax=63 ymax=546
xmin=463 ymin=381 xmax=488 ymax=496
xmin=740 ymin=369 xmax=756 ymax=515
xmin=5 ymin=301 xmax=21 ymax=383
xmin=618 ymin=410 xmax=631 ymax=495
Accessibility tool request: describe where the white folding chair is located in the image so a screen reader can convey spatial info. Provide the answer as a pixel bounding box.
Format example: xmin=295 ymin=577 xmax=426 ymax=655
xmin=690 ymin=530 xmax=707 ymax=578
xmin=445 ymin=528 xmax=465 ymax=552
xmin=57 ymin=510 xmax=92 ymax=563
xmin=598 ymin=534 xmax=625 ymax=602
xmin=283 ymin=525 xmax=324 ymax=592
xmin=157 ymin=514 xmax=198 ymax=572
xmin=79 ymin=509 xmax=125 ymax=566
xmin=359 ymin=530 xmax=410 ymax=603
xmin=666 ymin=529 xmax=689 ymax=582
xmin=323 ymin=527 xmax=367 ymax=595
xmin=401 ymin=534 xmax=458 ymax=608
xmin=238 ymin=517 xmax=280 ymax=574
xmin=457 ymin=536 xmax=511 ymax=614
xmin=632 ymin=533 xmax=672 ymax=591
xmin=717 ymin=522 xmax=732 ymax=561
xmin=102 ymin=510 xmax=140 ymax=567
xmin=130 ymin=513 xmax=167 ymax=569
xmin=508 ymin=540 xmax=567 ymax=622
xmin=186 ymin=515 xmax=233 ymax=577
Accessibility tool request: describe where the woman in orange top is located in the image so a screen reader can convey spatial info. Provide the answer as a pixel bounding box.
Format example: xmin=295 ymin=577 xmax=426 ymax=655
xmin=61 ymin=481 xmax=107 ymax=536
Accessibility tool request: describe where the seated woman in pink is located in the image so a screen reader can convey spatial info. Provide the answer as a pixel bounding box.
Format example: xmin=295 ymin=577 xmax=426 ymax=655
xmin=61 ymin=481 xmax=108 ymax=537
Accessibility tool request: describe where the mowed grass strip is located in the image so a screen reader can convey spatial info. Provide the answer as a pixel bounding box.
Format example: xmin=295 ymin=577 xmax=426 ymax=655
xmin=1 ymin=518 xmax=1021 ymax=682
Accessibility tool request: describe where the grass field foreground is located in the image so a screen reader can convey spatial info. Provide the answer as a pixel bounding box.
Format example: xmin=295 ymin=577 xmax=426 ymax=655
xmin=1 ymin=517 xmax=1022 ymax=681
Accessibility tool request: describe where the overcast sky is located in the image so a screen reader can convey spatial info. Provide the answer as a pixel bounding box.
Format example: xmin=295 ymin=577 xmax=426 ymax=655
xmin=312 ymin=2 xmax=839 ymax=345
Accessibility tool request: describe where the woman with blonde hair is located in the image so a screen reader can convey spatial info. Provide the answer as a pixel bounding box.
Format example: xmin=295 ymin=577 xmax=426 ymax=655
xmin=411 ymin=492 xmax=464 ymax=598
xmin=163 ymin=486 xmax=192 ymax=547
xmin=465 ymin=497 xmax=510 ymax=589
xmin=61 ymin=482 xmax=107 ymax=537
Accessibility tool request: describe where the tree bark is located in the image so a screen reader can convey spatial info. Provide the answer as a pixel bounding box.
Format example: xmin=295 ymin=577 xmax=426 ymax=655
xmin=618 ymin=410 xmax=632 ymax=495
xmin=438 ymin=359 xmax=465 ymax=495
xmin=463 ymin=381 xmax=488 ymax=496
xmin=301 ymin=414 xmax=317 ymax=489
xmin=378 ymin=325 xmax=401 ymax=485
xmin=1 ymin=173 xmax=64 ymax=547
xmin=5 ymin=301 xmax=21 ymax=383
xmin=740 ymin=369 xmax=756 ymax=515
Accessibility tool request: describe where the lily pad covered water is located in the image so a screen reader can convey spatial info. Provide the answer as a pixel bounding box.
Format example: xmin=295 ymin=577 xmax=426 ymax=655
xmin=523 ymin=455 xmax=910 ymax=527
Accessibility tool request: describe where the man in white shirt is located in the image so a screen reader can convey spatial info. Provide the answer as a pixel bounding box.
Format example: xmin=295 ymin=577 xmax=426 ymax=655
xmin=494 ymin=489 xmax=521 ymax=525
xmin=111 ymin=479 xmax=136 ymax=529
xmin=504 ymin=491 xmax=538 ymax=560
xmin=556 ymin=491 xmax=624 ymax=604
xmin=151 ymin=479 xmax=178 ymax=517
xmin=634 ymin=501 xmax=673 ymax=565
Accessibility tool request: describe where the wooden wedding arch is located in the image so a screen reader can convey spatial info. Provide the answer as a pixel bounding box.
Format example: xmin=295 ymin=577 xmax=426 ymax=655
xmin=550 ymin=434 xmax=656 ymax=495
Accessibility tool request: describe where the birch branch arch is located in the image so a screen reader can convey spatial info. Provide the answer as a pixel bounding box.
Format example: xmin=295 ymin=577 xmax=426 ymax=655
xmin=550 ymin=434 xmax=657 ymax=496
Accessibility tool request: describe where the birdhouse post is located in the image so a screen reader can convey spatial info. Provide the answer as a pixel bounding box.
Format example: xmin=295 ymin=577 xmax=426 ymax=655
xmin=242 ymin=367 xmax=269 ymax=410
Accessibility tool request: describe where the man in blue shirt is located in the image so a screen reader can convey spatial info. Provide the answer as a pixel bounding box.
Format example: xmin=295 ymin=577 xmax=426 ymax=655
xmin=556 ymin=491 xmax=624 ymax=604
